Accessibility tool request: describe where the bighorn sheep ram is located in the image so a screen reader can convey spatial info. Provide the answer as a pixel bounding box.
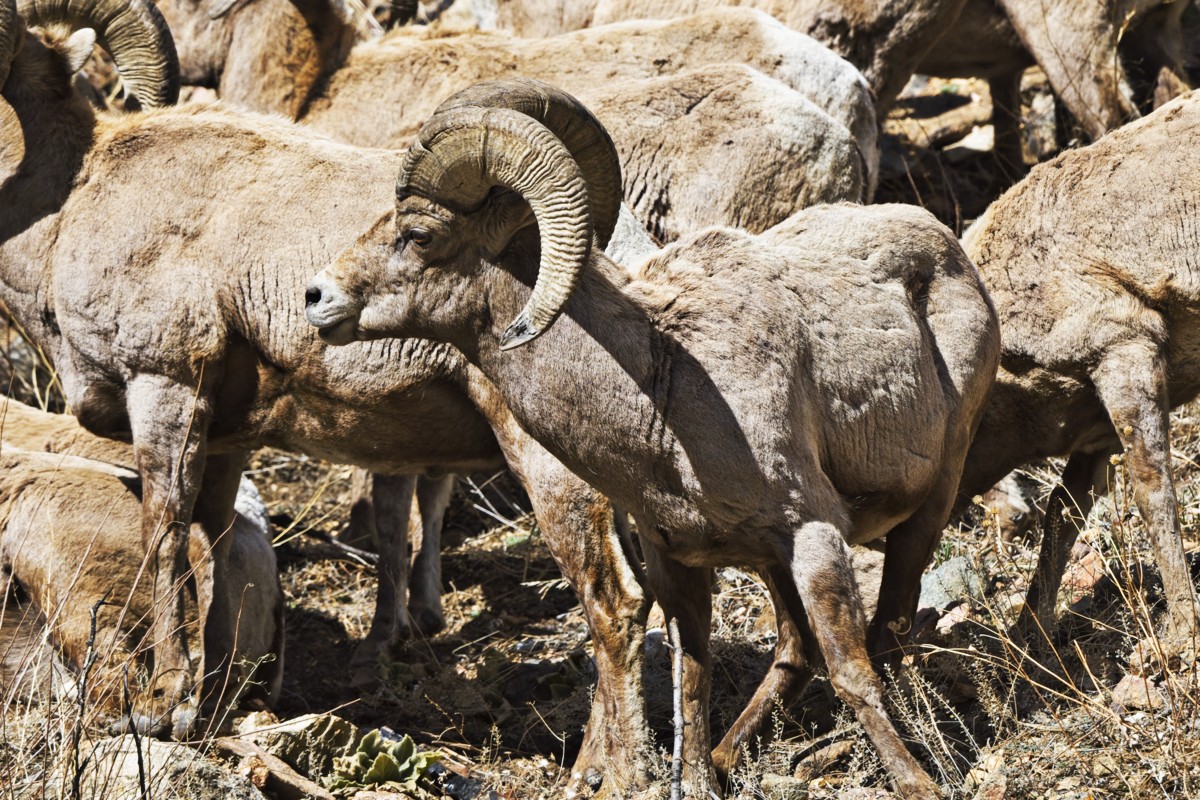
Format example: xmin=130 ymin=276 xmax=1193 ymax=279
xmin=305 ymin=78 xmax=1001 ymax=798
xmin=157 ymin=0 xmax=879 ymax=212
xmin=0 ymin=6 xmax=656 ymax=792
xmin=0 ymin=397 xmax=282 ymax=710
xmin=477 ymin=0 xmax=1192 ymax=174
xmin=951 ymin=91 xmax=1200 ymax=645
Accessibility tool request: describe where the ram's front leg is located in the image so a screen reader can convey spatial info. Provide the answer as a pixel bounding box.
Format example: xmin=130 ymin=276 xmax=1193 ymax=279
xmin=126 ymin=374 xmax=214 ymax=739
xmin=352 ymin=472 xmax=417 ymax=681
xmin=643 ymin=542 xmax=717 ymax=798
xmin=523 ymin=477 xmax=654 ymax=796
xmin=408 ymin=474 xmax=455 ymax=635
xmin=191 ymin=452 xmax=258 ymax=718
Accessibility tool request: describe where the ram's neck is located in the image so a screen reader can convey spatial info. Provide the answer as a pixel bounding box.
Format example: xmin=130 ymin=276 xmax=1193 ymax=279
xmin=457 ymin=247 xmax=680 ymax=511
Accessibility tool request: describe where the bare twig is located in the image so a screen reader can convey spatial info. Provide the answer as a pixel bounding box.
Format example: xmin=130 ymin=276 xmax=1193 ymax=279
xmin=669 ymin=617 xmax=683 ymax=800
xmin=70 ymin=594 xmax=111 ymax=800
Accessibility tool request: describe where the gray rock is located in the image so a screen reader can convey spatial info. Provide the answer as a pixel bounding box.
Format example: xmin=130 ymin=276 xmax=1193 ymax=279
xmin=242 ymin=712 xmax=360 ymax=778
xmin=919 ymin=555 xmax=986 ymax=612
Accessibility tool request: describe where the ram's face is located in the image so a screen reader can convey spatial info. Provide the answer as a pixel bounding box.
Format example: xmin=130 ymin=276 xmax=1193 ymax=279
xmin=305 ymin=195 xmax=510 ymax=347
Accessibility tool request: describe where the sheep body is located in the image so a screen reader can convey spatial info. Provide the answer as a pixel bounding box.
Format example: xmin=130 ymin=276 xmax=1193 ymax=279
xmin=1 ymin=25 xmax=652 ymax=788
xmin=159 ymin=0 xmax=878 ymax=210
xmin=0 ymin=398 xmax=283 ymax=709
xmin=307 ymin=87 xmax=1001 ymax=793
xmin=958 ymin=90 xmax=1200 ymax=640
xmin=478 ymin=0 xmax=1190 ymax=167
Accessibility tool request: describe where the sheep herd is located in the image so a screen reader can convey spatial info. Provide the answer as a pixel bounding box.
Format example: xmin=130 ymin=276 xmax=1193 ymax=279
xmin=1 ymin=1 xmax=1198 ymax=798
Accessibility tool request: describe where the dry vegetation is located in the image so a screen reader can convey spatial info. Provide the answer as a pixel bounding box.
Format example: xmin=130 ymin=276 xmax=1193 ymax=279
xmin=4 ymin=58 xmax=1200 ymax=800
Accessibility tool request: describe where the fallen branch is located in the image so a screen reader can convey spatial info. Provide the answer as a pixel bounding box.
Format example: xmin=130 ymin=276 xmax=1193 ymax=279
xmin=301 ymin=529 xmax=380 ymax=566
xmin=209 ymin=737 xmax=335 ymax=800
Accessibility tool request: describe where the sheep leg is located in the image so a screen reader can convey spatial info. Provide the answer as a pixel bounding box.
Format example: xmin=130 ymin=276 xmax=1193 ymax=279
xmin=480 ymin=399 xmax=655 ymax=794
xmin=1092 ymin=345 xmax=1199 ymax=642
xmin=352 ymin=473 xmax=417 ymax=676
xmin=788 ymin=521 xmax=940 ymax=799
xmin=408 ymin=474 xmax=454 ymax=635
xmin=1015 ymin=450 xmax=1107 ymax=648
xmin=997 ymin=0 xmax=1137 ymax=140
xmin=989 ymin=68 xmax=1026 ymax=180
xmin=341 ymin=467 xmax=377 ymax=549
xmin=190 ymin=452 xmax=262 ymax=716
xmin=642 ymin=542 xmax=717 ymax=798
xmin=868 ymin=472 xmax=962 ymax=672
xmin=126 ymin=374 xmax=213 ymax=739
xmin=711 ymin=564 xmax=816 ymax=782
xmin=521 ymin=485 xmax=654 ymax=794
xmin=1120 ymin=0 xmax=1191 ymax=110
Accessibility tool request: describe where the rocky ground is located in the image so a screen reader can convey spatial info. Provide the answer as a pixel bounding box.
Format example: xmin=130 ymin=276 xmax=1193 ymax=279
xmin=4 ymin=65 xmax=1200 ymax=800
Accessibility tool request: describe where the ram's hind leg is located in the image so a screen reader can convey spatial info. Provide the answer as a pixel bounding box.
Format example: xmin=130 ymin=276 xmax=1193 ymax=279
xmin=868 ymin=469 xmax=963 ymax=672
xmin=788 ymin=521 xmax=940 ymax=799
xmin=408 ymin=474 xmax=454 ymax=635
xmin=712 ymin=564 xmax=817 ymax=783
xmin=1015 ymin=449 xmax=1108 ymax=649
xmin=1092 ymin=341 xmax=1199 ymax=643
xmin=352 ymin=473 xmax=417 ymax=679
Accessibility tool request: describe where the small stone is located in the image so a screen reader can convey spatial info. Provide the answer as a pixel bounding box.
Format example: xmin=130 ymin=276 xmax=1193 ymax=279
xmin=760 ymin=773 xmax=807 ymax=800
xmin=935 ymin=603 xmax=973 ymax=633
xmin=1109 ymin=674 xmax=1165 ymax=712
xmin=1061 ymin=548 xmax=1106 ymax=599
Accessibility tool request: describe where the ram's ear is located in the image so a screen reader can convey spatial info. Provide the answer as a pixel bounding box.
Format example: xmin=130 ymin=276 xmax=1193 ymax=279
xmin=475 ymin=189 xmax=536 ymax=260
xmin=63 ymin=28 xmax=95 ymax=74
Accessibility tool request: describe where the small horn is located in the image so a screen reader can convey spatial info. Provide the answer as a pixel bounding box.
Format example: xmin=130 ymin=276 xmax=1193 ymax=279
xmin=399 ymin=104 xmax=593 ymax=350
xmin=435 ymin=77 xmax=622 ymax=250
xmin=19 ymin=0 xmax=179 ymax=108
xmin=0 ymin=0 xmax=17 ymax=90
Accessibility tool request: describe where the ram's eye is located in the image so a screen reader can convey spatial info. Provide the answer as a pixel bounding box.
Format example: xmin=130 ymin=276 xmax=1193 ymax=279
xmin=409 ymin=228 xmax=432 ymax=246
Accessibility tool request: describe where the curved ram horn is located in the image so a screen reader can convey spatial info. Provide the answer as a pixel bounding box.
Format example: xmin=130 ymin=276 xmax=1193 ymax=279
xmin=19 ymin=0 xmax=179 ymax=108
xmin=435 ymin=77 xmax=622 ymax=250
xmin=398 ymin=104 xmax=593 ymax=350
xmin=0 ymin=0 xmax=17 ymax=91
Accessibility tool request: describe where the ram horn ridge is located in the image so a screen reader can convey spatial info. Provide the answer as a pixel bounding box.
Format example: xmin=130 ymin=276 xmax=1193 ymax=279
xmin=399 ymin=106 xmax=593 ymax=349
xmin=434 ymin=78 xmax=622 ymax=250
xmin=18 ymin=0 xmax=179 ymax=108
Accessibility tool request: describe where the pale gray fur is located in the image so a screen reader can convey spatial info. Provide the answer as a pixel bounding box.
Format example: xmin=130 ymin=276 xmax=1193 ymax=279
xmin=158 ymin=0 xmax=879 ymax=207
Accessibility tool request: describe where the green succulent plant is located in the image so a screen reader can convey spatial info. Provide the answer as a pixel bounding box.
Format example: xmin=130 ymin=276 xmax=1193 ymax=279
xmin=326 ymin=729 xmax=441 ymax=794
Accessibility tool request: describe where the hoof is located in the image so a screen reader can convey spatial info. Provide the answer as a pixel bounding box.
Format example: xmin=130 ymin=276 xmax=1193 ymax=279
xmin=411 ymin=606 xmax=446 ymax=637
xmin=120 ymin=694 xmax=199 ymax=740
